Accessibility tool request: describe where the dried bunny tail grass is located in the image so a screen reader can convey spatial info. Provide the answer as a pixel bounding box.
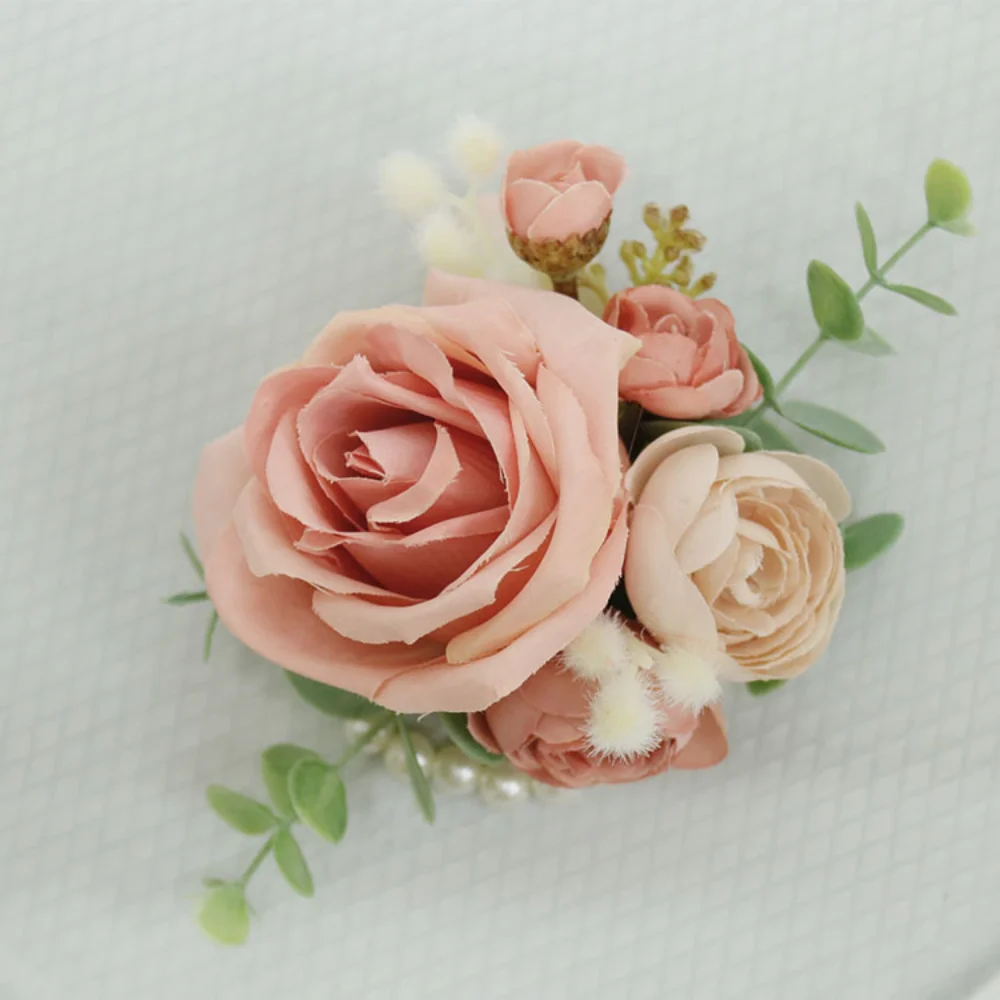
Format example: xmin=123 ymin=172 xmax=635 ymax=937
xmin=562 ymin=612 xmax=633 ymax=682
xmin=416 ymin=212 xmax=478 ymax=273
xmin=448 ymin=115 xmax=503 ymax=179
xmin=652 ymin=641 xmax=723 ymax=714
xmin=585 ymin=671 xmax=662 ymax=761
xmin=378 ymin=151 xmax=448 ymax=219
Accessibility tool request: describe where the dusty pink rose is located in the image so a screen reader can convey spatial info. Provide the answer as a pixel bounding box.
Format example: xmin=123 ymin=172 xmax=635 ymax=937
xmin=193 ymin=274 xmax=638 ymax=714
xmin=502 ymin=140 xmax=627 ymax=242
xmin=605 ymin=285 xmax=761 ymax=420
xmin=624 ymin=426 xmax=850 ymax=682
xmin=468 ymin=652 xmax=728 ymax=789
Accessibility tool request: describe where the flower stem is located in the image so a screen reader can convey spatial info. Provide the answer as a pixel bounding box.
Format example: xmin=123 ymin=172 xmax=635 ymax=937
xmin=239 ymin=835 xmax=275 ymax=888
xmin=552 ymin=275 xmax=579 ymax=299
xmin=745 ymin=221 xmax=933 ymax=427
xmin=333 ymin=713 xmax=394 ymax=769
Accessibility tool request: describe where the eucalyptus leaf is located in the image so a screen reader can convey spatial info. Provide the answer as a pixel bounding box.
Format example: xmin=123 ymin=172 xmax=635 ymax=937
xmin=754 ymin=418 xmax=802 ymax=454
xmin=938 ymin=218 xmax=976 ymax=237
xmin=285 ymin=672 xmax=384 ymax=720
xmin=396 ymin=719 xmax=436 ymax=823
xmin=744 ymin=346 xmax=779 ymax=409
xmin=198 ymin=883 xmax=250 ymax=946
xmin=806 ymin=260 xmax=865 ymax=342
xmin=206 ymin=786 xmax=278 ymax=835
xmin=747 ymin=679 xmax=787 ymax=697
xmin=261 ymin=744 xmax=320 ymax=818
xmin=288 ymin=759 xmax=348 ymax=843
xmin=203 ymin=610 xmax=220 ymax=661
xmin=885 ymin=283 xmax=957 ymax=316
xmin=840 ymin=327 xmax=895 ymax=357
xmin=162 ymin=590 xmax=209 ymax=606
xmin=438 ymin=713 xmax=504 ymax=766
xmin=924 ymin=158 xmax=972 ymax=225
xmin=272 ymin=829 xmax=314 ymax=898
xmin=180 ymin=531 xmax=204 ymax=579
xmin=202 ymin=877 xmax=226 ymax=889
xmin=854 ymin=202 xmax=878 ymax=275
xmin=727 ymin=426 xmax=764 ymax=452
xmin=842 ymin=513 xmax=905 ymax=571
xmin=781 ymin=400 xmax=885 ymax=454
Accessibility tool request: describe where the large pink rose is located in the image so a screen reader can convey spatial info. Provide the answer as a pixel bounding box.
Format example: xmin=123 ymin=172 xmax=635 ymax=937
xmin=193 ymin=274 xmax=638 ymax=713
xmin=468 ymin=653 xmax=728 ymax=789
xmin=502 ymin=140 xmax=627 ymax=243
xmin=605 ymin=285 xmax=761 ymax=420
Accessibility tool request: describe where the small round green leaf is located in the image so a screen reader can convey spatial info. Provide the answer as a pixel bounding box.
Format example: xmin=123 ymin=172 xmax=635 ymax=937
xmin=396 ymin=719 xmax=435 ymax=823
xmin=938 ymin=217 xmax=976 ymax=237
xmin=885 ymin=283 xmax=957 ymax=316
xmin=288 ymin=759 xmax=348 ymax=843
xmin=438 ymin=712 xmax=504 ymax=766
xmin=854 ymin=202 xmax=878 ymax=275
xmin=743 ymin=346 xmax=779 ymax=409
xmin=198 ymin=883 xmax=250 ymax=946
xmin=754 ymin=418 xmax=801 ymax=454
xmin=842 ymin=513 xmax=905 ymax=571
xmin=205 ymin=786 xmax=277 ymax=835
xmin=747 ymin=679 xmax=787 ymax=697
xmin=285 ymin=672 xmax=383 ymax=720
xmin=781 ymin=400 xmax=885 ymax=454
xmin=839 ymin=327 xmax=895 ymax=357
xmin=806 ymin=260 xmax=865 ymax=342
xmin=261 ymin=744 xmax=320 ymax=818
xmin=272 ymin=829 xmax=314 ymax=897
xmin=924 ymin=158 xmax=972 ymax=225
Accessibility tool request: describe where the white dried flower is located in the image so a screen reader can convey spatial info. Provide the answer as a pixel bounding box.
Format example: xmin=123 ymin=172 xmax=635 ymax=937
xmin=562 ymin=613 xmax=632 ymax=682
xmin=449 ymin=115 xmax=503 ymax=179
xmin=416 ymin=211 xmax=477 ymax=274
xmin=378 ymin=151 xmax=448 ymax=219
xmin=585 ymin=672 xmax=661 ymax=760
xmin=652 ymin=642 xmax=723 ymax=713
xmin=623 ymin=631 xmax=656 ymax=673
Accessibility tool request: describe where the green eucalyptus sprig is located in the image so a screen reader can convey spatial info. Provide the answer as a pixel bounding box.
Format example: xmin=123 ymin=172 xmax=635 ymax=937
xmin=197 ymin=670 xmax=502 ymax=945
xmin=163 ymin=532 xmax=220 ymax=660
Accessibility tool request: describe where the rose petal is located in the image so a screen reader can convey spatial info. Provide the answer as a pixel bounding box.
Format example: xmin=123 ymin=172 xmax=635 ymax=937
xmin=625 ymin=425 xmax=745 ymax=500
xmin=672 ymin=703 xmax=728 ymax=770
xmin=632 ymin=370 xmax=745 ymax=420
xmin=526 ymin=181 xmax=612 ymax=241
xmin=575 ymin=144 xmax=628 ymax=194
xmin=503 ymin=178 xmax=561 ymax=236
xmin=193 ymin=428 xmax=252 ymax=562
xmin=504 ymin=140 xmax=584 ymax=185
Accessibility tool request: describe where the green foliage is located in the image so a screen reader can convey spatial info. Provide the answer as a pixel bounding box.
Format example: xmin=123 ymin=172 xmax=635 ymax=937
xmin=162 ymin=590 xmax=209 ymax=606
xmin=261 ymin=744 xmax=320 ymax=818
xmin=842 ymin=513 xmax=905 ymax=570
xmin=884 ymin=283 xmax=957 ymax=316
xmin=854 ymin=202 xmax=878 ymax=275
xmin=754 ymin=419 xmax=801 ymax=454
xmin=744 ymin=347 xmax=779 ymax=409
xmin=180 ymin=531 xmax=204 ymax=579
xmin=924 ymin=159 xmax=972 ymax=226
xmin=840 ymin=327 xmax=895 ymax=357
xmin=288 ymin=758 xmax=348 ymax=843
xmin=438 ymin=713 xmax=504 ymax=765
xmin=203 ymin=610 xmax=220 ymax=660
xmin=396 ymin=719 xmax=435 ymax=823
xmin=285 ymin=672 xmax=384 ymax=720
xmin=806 ymin=260 xmax=864 ymax=342
xmin=781 ymin=401 xmax=885 ymax=454
xmin=198 ymin=883 xmax=250 ymax=946
xmin=206 ymin=786 xmax=277 ymax=835
xmin=272 ymin=829 xmax=314 ymax=898
xmin=747 ymin=679 xmax=787 ymax=696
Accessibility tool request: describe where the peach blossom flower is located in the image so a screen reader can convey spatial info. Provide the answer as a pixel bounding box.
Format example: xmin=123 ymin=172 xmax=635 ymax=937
xmin=467 ymin=651 xmax=728 ymax=789
xmin=605 ymin=285 xmax=761 ymax=420
xmin=502 ymin=140 xmax=627 ymax=243
xmin=193 ymin=275 xmax=638 ymax=714
xmin=624 ymin=426 xmax=850 ymax=682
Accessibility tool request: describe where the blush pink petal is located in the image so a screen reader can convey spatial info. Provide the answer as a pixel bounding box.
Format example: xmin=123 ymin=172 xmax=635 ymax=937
xmin=526 ymin=181 xmax=612 ymax=241
xmin=632 ymin=369 xmax=745 ymax=420
xmin=372 ymin=505 xmax=628 ymax=713
xmin=672 ymin=704 xmax=728 ymax=770
xmin=575 ymin=144 xmax=628 ymax=194
xmin=504 ymin=178 xmax=560 ymax=237
xmin=193 ymin=428 xmax=252 ymax=562
xmin=504 ymin=140 xmax=584 ymax=185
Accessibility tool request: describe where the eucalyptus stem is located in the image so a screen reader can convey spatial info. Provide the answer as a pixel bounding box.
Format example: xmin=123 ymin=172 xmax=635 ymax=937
xmin=239 ymin=835 xmax=275 ymax=887
xmin=745 ymin=221 xmax=933 ymax=427
xmin=333 ymin=713 xmax=394 ymax=769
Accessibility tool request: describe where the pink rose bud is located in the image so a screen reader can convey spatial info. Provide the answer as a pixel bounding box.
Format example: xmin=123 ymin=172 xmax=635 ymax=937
xmin=605 ymin=285 xmax=762 ymax=420
xmin=502 ymin=140 xmax=628 ymax=281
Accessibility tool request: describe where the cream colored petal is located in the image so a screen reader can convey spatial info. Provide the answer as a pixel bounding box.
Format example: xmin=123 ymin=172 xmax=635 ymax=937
xmin=716 ymin=452 xmax=811 ymax=490
xmin=625 ymin=425 xmax=745 ymax=500
xmin=636 ymin=444 xmax=720 ymax=546
xmin=675 ymin=492 xmax=740 ymax=574
xmin=767 ymin=452 xmax=852 ymax=522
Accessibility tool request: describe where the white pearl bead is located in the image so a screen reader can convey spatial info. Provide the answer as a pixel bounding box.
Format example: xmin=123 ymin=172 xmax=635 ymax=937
xmin=477 ymin=767 xmax=532 ymax=806
xmin=382 ymin=730 xmax=435 ymax=781
xmin=431 ymin=746 xmax=480 ymax=795
xmin=342 ymin=717 xmax=391 ymax=755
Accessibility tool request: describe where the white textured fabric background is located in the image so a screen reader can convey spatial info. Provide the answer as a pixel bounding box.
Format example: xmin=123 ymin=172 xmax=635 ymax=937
xmin=1 ymin=1 xmax=998 ymax=998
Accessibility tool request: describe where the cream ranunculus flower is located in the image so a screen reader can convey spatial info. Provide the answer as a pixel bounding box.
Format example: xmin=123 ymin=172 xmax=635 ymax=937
xmin=624 ymin=426 xmax=851 ymax=683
